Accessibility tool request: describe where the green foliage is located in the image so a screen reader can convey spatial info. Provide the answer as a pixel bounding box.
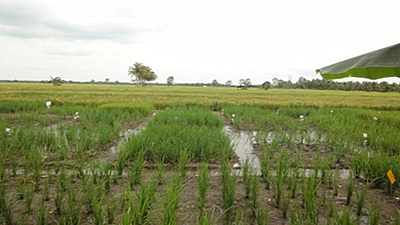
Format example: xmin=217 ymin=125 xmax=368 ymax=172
xmin=128 ymin=62 xmax=157 ymax=85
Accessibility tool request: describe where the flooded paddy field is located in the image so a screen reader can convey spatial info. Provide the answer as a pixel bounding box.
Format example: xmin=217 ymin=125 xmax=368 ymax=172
xmin=2 ymin=84 xmax=400 ymax=224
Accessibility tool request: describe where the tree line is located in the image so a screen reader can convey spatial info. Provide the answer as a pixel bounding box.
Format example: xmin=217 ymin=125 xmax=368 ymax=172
xmin=268 ymin=77 xmax=400 ymax=93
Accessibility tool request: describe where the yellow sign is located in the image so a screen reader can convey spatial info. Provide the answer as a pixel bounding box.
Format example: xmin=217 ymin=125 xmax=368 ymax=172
xmin=387 ymin=170 xmax=396 ymax=184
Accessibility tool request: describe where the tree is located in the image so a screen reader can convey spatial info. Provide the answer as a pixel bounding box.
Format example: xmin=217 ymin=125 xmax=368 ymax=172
xmin=261 ymin=81 xmax=271 ymax=90
xmin=167 ymin=76 xmax=175 ymax=85
xmin=238 ymin=78 xmax=251 ymax=89
xmin=49 ymin=76 xmax=63 ymax=86
xmin=128 ymin=62 xmax=158 ymax=86
xmin=211 ymin=79 xmax=219 ymax=86
xmin=225 ymin=80 xmax=233 ymax=86
xmin=105 ymin=78 xmax=110 ymax=84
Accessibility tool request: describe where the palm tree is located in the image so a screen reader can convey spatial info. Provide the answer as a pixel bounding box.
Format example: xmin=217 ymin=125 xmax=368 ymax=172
xmin=128 ymin=62 xmax=157 ymax=86
xmin=49 ymin=76 xmax=63 ymax=86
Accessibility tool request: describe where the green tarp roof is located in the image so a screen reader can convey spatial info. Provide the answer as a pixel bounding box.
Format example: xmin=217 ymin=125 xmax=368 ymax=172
xmin=316 ymin=43 xmax=400 ymax=80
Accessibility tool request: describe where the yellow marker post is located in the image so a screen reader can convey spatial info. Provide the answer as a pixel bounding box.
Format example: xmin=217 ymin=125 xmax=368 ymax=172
xmin=387 ymin=170 xmax=396 ymax=184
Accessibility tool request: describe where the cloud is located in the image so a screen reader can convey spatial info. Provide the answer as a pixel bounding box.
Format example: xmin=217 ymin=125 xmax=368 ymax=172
xmin=0 ymin=1 xmax=162 ymax=43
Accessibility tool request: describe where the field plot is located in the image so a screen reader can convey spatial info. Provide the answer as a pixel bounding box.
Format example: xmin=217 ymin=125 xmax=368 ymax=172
xmin=1 ymin=83 xmax=400 ymax=224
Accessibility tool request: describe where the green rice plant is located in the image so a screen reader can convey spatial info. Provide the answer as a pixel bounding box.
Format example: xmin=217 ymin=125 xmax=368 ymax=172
xmin=64 ymin=177 xmax=82 ymax=225
xmin=345 ymin=170 xmax=354 ymax=206
xmin=197 ymin=162 xmax=209 ymax=222
xmin=53 ymin=171 xmax=67 ymax=216
xmin=41 ymin=173 xmax=52 ymax=203
xmin=37 ymin=200 xmax=48 ymax=225
xmin=132 ymin=180 xmax=158 ymax=224
xmin=234 ymin=211 xmax=246 ymax=224
xmin=23 ymin=182 xmax=35 ymax=213
xmin=16 ymin=175 xmax=26 ymax=200
xmin=221 ymin=160 xmax=237 ymax=225
xmin=121 ymin=191 xmax=134 ymax=224
xmin=355 ymin=184 xmax=367 ymax=217
xmin=154 ymin=157 xmax=165 ymax=185
xmin=0 ymin=185 xmax=13 ymax=225
xmin=335 ymin=206 xmax=357 ymax=225
xmin=256 ymin=202 xmax=269 ymax=225
xmin=368 ymin=199 xmax=381 ymax=225
xmin=198 ymin=207 xmax=218 ymax=225
xmin=124 ymin=107 xmax=232 ymax=163
xmin=289 ymin=203 xmax=301 ymax=225
xmin=321 ymin=191 xmax=337 ymax=219
xmin=116 ymin=149 xmax=129 ymax=176
xmin=272 ymin=149 xmax=289 ymax=207
xmin=92 ymin=193 xmax=105 ymax=225
xmin=128 ymin=150 xmax=146 ymax=189
xmin=260 ymin=150 xmax=271 ymax=190
xmin=106 ymin=195 xmax=117 ymax=225
xmin=289 ymin=165 xmax=300 ymax=199
xmin=249 ymin=172 xmax=260 ymax=218
xmin=280 ymin=189 xmax=291 ymax=219
xmin=301 ymin=174 xmax=320 ymax=224
xmin=83 ymin=177 xmax=102 ymax=215
xmin=53 ymin=184 xmax=64 ymax=216
xmin=242 ymin=157 xmax=252 ymax=199
xmin=178 ymin=148 xmax=190 ymax=180
xmin=162 ymin=173 xmax=182 ymax=225
xmin=98 ymin=162 xmax=114 ymax=192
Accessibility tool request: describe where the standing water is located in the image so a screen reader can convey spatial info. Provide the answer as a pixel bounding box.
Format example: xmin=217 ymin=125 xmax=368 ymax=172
xmin=223 ymin=126 xmax=261 ymax=174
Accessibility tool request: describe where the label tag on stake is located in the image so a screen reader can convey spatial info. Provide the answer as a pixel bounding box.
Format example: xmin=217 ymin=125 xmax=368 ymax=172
xmin=387 ymin=170 xmax=396 ymax=184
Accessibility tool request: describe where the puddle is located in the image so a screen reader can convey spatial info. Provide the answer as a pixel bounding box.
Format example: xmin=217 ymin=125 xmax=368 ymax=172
xmin=254 ymin=130 xmax=325 ymax=145
xmin=223 ymin=126 xmax=261 ymax=174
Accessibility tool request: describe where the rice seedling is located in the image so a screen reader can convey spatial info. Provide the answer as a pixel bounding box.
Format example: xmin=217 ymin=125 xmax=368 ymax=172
xmin=161 ymin=173 xmax=182 ymax=225
xmin=345 ymin=170 xmax=354 ymax=206
xmin=178 ymin=148 xmax=190 ymax=180
xmin=272 ymin=149 xmax=289 ymax=207
xmin=260 ymin=150 xmax=271 ymax=190
xmin=301 ymin=174 xmax=320 ymax=224
xmin=355 ymin=184 xmax=367 ymax=217
xmin=106 ymin=195 xmax=117 ymax=225
xmin=242 ymin=157 xmax=252 ymax=199
xmin=249 ymin=172 xmax=260 ymax=218
xmin=197 ymin=162 xmax=209 ymax=222
xmin=37 ymin=200 xmax=48 ymax=225
xmin=0 ymin=184 xmax=13 ymax=225
xmin=64 ymin=177 xmax=82 ymax=225
xmin=289 ymin=164 xmax=300 ymax=199
xmin=280 ymin=189 xmax=291 ymax=219
xmin=92 ymin=193 xmax=105 ymax=225
xmin=198 ymin=207 xmax=218 ymax=225
xmin=23 ymin=182 xmax=35 ymax=213
xmin=256 ymin=202 xmax=269 ymax=225
xmin=128 ymin=150 xmax=146 ymax=189
xmin=221 ymin=160 xmax=237 ymax=225
xmin=289 ymin=203 xmax=301 ymax=225
xmin=368 ymin=199 xmax=381 ymax=225
xmin=335 ymin=206 xmax=357 ymax=225
xmin=132 ymin=179 xmax=158 ymax=224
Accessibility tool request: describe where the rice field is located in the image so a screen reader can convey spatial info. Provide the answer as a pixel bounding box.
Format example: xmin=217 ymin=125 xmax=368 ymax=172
xmin=1 ymin=82 xmax=400 ymax=224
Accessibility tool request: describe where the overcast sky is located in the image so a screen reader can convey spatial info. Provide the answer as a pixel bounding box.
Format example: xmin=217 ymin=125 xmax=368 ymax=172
xmin=1 ymin=0 xmax=399 ymax=85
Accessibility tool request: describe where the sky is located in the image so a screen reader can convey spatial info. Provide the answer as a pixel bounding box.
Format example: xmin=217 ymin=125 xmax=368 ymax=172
xmin=0 ymin=0 xmax=399 ymax=85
